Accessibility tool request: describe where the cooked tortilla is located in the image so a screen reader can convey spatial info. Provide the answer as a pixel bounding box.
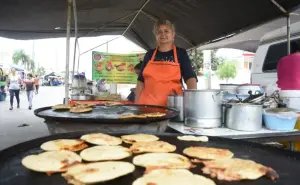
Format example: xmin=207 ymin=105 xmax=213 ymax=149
xmin=41 ymin=139 xmax=88 ymax=152
xmin=80 ymin=133 xmax=122 ymax=146
xmin=121 ymin=134 xmax=159 ymax=144
xmin=133 ymin=153 xmax=192 ymax=169
xmin=201 ymin=158 xmax=279 ymax=181
xmin=62 ymin=161 xmax=135 ymax=185
xmin=183 ymin=146 xmax=233 ymax=160
xmin=130 ymin=141 xmax=176 ymax=153
xmin=52 ymin=104 xmax=71 ymax=110
xmin=140 ymin=112 xmax=166 ymax=118
xmin=74 ymin=102 xmax=97 ymax=108
xmin=118 ymin=114 xmax=147 ymax=119
xmin=80 ymin=146 xmax=131 ymax=162
xmin=22 ymin=150 xmax=82 ymax=174
xmin=177 ymin=135 xmax=209 ymax=142
xmin=104 ymin=101 xmax=123 ymax=106
xmin=69 ymin=107 xmax=92 ymax=113
xmin=133 ymin=169 xmax=216 ymax=185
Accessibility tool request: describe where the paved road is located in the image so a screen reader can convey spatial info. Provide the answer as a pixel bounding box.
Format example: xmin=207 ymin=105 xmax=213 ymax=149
xmin=0 ymin=86 xmax=65 ymax=150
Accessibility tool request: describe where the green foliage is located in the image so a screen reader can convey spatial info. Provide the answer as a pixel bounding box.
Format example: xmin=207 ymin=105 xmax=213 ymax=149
xmin=211 ymin=50 xmax=225 ymax=71
xmin=12 ymin=50 xmax=36 ymax=72
xmin=188 ymin=49 xmax=203 ymax=75
xmin=188 ymin=49 xmax=226 ymax=75
xmin=36 ymin=66 xmax=46 ymax=76
xmin=216 ymin=61 xmax=237 ymax=83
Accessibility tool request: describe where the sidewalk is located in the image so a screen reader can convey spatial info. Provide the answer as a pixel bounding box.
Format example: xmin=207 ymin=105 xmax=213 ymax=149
xmin=0 ymin=86 xmax=65 ymax=150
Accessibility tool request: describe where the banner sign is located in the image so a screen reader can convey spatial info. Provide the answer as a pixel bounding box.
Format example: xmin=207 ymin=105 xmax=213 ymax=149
xmin=92 ymin=51 xmax=144 ymax=84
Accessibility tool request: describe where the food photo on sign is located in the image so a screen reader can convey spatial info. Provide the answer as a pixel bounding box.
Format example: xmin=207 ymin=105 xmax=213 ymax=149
xmin=92 ymin=51 xmax=145 ymax=85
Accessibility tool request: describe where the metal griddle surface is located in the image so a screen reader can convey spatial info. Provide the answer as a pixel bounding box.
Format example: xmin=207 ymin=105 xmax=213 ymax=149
xmin=34 ymin=105 xmax=178 ymax=123
xmin=1 ymin=132 xmax=300 ymax=185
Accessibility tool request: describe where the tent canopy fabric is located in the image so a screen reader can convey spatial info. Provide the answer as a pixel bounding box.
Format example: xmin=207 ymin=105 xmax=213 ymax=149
xmin=0 ymin=0 xmax=300 ymax=51
xmin=197 ymin=8 xmax=300 ymax=52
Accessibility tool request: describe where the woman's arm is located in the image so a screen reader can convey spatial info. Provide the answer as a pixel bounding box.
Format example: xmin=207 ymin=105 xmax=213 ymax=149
xmin=186 ymin=78 xmax=197 ymax=89
xmin=134 ymin=81 xmax=144 ymax=103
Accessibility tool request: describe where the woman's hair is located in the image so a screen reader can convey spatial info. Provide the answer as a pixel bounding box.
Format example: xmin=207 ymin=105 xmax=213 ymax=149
xmin=27 ymin=73 xmax=33 ymax=78
xmin=153 ymin=19 xmax=175 ymax=35
xmin=134 ymin=61 xmax=143 ymax=70
xmin=291 ymin=41 xmax=300 ymax=54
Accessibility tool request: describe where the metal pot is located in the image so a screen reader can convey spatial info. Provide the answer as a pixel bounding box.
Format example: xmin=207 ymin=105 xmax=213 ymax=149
xmin=167 ymin=95 xmax=184 ymax=122
xmin=184 ymin=89 xmax=222 ymax=128
xmin=71 ymin=94 xmax=94 ymax=100
xmin=224 ymin=103 xmax=263 ymax=131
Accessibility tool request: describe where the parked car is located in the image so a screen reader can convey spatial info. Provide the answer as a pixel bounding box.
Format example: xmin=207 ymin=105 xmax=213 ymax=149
xmin=251 ymin=21 xmax=300 ymax=90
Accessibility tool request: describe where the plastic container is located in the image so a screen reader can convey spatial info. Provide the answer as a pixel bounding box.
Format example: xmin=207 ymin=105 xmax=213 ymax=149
xmin=219 ymin=84 xmax=239 ymax=94
xmin=263 ymin=108 xmax=298 ymax=131
xmin=280 ymin=90 xmax=300 ymax=109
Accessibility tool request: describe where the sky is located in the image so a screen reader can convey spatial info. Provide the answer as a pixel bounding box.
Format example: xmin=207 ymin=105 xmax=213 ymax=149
xmin=0 ymin=35 xmax=246 ymax=78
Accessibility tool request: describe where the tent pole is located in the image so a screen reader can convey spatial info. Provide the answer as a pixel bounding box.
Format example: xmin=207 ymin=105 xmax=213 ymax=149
xmin=121 ymin=0 xmax=151 ymax=36
xmin=72 ymin=0 xmax=78 ymax=85
xmin=287 ymin=14 xmax=291 ymax=55
xmin=64 ymin=0 xmax=72 ymax=104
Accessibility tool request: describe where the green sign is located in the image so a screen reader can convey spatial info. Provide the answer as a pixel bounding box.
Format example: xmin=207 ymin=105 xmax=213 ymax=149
xmin=92 ymin=51 xmax=144 ymax=84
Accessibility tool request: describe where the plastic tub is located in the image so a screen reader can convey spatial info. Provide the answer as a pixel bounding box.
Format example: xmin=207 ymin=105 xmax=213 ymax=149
xmin=280 ymin=90 xmax=300 ymax=109
xmin=263 ymin=108 xmax=299 ymax=131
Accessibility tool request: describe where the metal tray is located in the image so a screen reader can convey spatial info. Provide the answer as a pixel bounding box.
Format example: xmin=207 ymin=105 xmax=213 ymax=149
xmin=1 ymin=131 xmax=300 ymax=185
xmin=34 ymin=104 xmax=179 ymax=123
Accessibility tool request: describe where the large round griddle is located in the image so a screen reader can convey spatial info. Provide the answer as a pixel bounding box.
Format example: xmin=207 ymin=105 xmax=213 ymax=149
xmin=1 ymin=131 xmax=300 ymax=185
xmin=34 ymin=104 xmax=178 ymax=123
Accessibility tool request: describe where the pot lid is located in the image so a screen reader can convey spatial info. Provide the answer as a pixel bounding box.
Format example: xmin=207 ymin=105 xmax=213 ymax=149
xmin=239 ymin=83 xmax=261 ymax=86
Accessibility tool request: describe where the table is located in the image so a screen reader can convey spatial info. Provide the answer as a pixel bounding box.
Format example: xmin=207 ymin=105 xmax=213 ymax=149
xmin=168 ymin=122 xmax=300 ymax=150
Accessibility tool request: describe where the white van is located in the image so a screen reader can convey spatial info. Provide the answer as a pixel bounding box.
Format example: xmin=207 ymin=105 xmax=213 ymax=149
xmin=251 ymin=21 xmax=300 ymax=90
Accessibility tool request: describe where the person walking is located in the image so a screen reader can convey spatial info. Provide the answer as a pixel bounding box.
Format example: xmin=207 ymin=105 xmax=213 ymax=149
xmin=34 ymin=75 xmax=40 ymax=94
xmin=24 ymin=73 xmax=35 ymax=110
xmin=7 ymin=68 xmax=21 ymax=110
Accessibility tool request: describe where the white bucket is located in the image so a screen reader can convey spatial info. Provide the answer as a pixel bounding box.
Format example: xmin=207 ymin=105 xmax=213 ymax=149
xmin=219 ymin=84 xmax=238 ymax=94
xmin=280 ymin=90 xmax=300 ymax=109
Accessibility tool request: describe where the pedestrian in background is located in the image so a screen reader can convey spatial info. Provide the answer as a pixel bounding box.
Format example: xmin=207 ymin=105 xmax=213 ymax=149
xmin=34 ymin=75 xmax=40 ymax=94
xmin=7 ymin=68 xmax=21 ymax=110
xmin=24 ymin=73 xmax=35 ymax=110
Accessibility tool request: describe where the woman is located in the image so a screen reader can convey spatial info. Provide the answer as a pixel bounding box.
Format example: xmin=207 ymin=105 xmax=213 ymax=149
xmin=135 ymin=20 xmax=197 ymax=106
xmin=34 ymin=75 xmax=40 ymax=94
xmin=277 ymin=41 xmax=300 ymax=90
xmin=7 ymin=68 xmax=21 ymax=110
xmin=24 ymin=73 xmax=35 ymax=110
xmin=127 ymin=61 xmax=142 ymax=102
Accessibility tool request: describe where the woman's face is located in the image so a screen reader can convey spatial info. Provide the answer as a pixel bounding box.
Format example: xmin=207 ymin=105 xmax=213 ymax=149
xmin=156 ymin=24 xmax=175 ymax=45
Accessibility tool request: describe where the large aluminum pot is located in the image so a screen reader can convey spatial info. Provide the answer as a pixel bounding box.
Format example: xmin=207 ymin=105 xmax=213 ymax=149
xmin=224 ymin=103 xmax=263 ymax=131
xmin=167 ymin=95 xmax=184 ymax=122
xmin=184 ymin=90 xmax=222 ymax=128
xmin=71 ymin=94 xmax=94 ymax=100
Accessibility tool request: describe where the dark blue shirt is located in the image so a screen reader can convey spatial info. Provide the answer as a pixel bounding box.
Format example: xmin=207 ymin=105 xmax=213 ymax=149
xmin=138 ymin=47 xmax=197 ymax=83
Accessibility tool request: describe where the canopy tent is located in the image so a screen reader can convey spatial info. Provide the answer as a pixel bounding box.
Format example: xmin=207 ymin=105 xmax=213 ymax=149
xmin=1 ymin=0 xmax=300 ymax=51
xmin=198 ymin=8 xmax=300 ymax=52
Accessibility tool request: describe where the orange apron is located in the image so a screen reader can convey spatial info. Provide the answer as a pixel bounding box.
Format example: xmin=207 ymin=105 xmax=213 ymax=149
xmin=137 ymin=45 xmax=183 ymax=106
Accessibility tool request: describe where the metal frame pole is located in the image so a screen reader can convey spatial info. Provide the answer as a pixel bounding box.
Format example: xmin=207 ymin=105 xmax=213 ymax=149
xmin=64 ymin=0 xmax=72 ymax=104
xmin=71 ymin=0 xmax=78 ymax=85
xmin=287 ymin=14 xmax=291 ymax=55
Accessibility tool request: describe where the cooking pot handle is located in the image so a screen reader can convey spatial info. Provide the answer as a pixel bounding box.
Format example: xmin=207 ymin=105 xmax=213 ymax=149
xmin=223 ymin=104 xmax=232 ymax=108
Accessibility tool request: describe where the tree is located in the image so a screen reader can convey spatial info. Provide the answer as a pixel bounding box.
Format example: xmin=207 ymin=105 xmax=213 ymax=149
xmin=29 ymin=59 xmax=35 ymax=73
xmin=36 ymin=66 xmax=46 ymax=76
xmin=211 ymin=49 xmax=225 ymax=71
xmin=12 ymin=50 xmax=30 ymax=69
xmin=188 ymin=48 xmax=203 ymax=75
xmin=216 ymin=61 xmax=237 ymax=83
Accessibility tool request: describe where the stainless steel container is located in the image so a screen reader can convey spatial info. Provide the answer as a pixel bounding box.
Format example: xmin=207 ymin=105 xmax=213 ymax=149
xmin=184 ymin=90 xmax=222 ymax=128
xmin=224 ymin=103 xmax=263 ymax=131
xmin=167 ymin=95 xmax=184 ymax=122
xmin=71 ymin=94 xmax=94 ymax=100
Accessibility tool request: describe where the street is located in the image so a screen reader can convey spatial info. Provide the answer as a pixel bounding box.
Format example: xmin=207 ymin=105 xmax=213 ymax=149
xmin=0 ymin=86 xmax=65 ymax=150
